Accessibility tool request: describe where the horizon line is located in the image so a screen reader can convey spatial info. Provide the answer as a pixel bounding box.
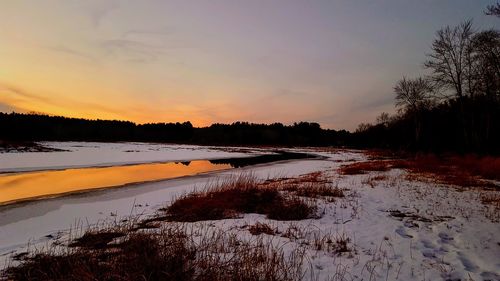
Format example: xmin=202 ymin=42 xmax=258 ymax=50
xmin=1 ymin=111 xmax=349 ymax=132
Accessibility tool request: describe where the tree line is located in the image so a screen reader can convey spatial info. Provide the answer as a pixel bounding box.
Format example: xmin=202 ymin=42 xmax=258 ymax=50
xmin=353 ymin=6 xmax=500 ymax=154
xmin=0 ymin=112 xmax=351 ymax=147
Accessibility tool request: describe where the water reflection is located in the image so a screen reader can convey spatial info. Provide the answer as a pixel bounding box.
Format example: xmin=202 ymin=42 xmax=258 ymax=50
xmin=0 ymin=161 xmax=230 ymax=205
xmin=0 ymin=151 xmax=317 ymax=206
xmin=210 ymin=151 xmax=315 ymax=167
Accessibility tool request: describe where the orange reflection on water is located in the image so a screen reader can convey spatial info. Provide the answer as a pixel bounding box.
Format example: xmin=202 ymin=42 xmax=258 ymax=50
xmin=0 ymin=161 xmax=231 ymax=205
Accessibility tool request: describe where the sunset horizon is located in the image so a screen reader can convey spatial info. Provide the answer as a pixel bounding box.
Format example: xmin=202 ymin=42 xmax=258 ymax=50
xmin=1 ymin=2 xmax=499 ymax=280
xmin=1 ymin=1 xmax=497 ymax=130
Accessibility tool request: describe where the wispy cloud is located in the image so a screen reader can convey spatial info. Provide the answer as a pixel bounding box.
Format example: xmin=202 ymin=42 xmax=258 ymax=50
xmin=0 ymin=82 xmax=123 ymax=118
xmin=122 ymin=28 xmax=174 ymax=39
xmin=265 ymin=89 xmax=304 ymax=101
xmin=46 ymin=45 xmax=98 ymax=62
xmin=100 ymin=39 xmax=164 ymax=63
xmin=99 ymin=28 xmax=188 ymax=63
xmin=0 ymin=83 xmax=53 ymax=104
xmin=83 ymin=0 xmax=119 ymax=28
xmin=353 ymin=95 xmax=394 ymax=111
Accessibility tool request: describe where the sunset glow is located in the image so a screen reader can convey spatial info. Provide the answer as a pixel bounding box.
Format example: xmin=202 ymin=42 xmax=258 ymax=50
xmin=0 ymin=1 xmax=497 ymax=129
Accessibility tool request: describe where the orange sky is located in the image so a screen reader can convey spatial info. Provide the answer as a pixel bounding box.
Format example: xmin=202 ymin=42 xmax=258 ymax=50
xmin=1 ymin=1 xmax=496 ymax=130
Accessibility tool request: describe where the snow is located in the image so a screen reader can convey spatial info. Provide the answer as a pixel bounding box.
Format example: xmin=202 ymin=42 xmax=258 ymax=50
xmin=0 ymin=156 xmax=331 ymax=266
xmin=0 ymin=141 xmax=261 ymax=172
xmin=0 ymin=143 xmax=499 ymax=280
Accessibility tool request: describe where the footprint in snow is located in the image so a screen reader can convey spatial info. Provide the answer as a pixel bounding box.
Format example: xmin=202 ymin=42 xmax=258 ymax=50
xmin=421 ymin=249 xmax=437 ymax=258
xmin=395 ymin=226 xmax=413 ymax=238
xmin=421 ymin=239 xmax=435 ymax=249
xmin=481 ymin=271 xmax=500 ymax=280
xmin=438 ymin=232 xmax=454 ymax=244
xmin=457 ymin=252 xmax=480 ymax=273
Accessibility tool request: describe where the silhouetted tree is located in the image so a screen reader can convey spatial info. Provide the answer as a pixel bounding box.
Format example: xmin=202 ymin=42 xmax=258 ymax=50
xmin=471 ymin=30 xmax=500 ymax=98
xmin=467 ymin=30 xmax=500 ymax=147
xmin=424 ymin=20 xmax=477 ymax=147
xmin=485 ymin=2 xmax=500 ymax=17
xmin=424 ymin=20 xmax=475 ymax=99
xmin=0 ymin=113 xmax=349 ymax=147
xmin=394 ymin=77 xmax=434 ymax=145
xmin=375 ymin=112 xmax=390 ymax=127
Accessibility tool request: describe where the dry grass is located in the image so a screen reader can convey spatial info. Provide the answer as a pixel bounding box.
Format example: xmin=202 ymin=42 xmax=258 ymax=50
xmin=361 ymin=175 xmax=389 ymax=188
xmin=364 ymin=149 xmax=407 ymax=160
xmin=68 ymin=231 xmax=125 ymax=249
xmin=267 ymin=172 xmax=345 ymax=200
xmin=4 ymin=224 xmax=306 ymax=281
xmin=481 ymin=193 xmax=500 ymax=205
xmin=340 ymin=153 xmax=500 ymax=189
xmin=402 ymin=154 xmax=500 ymax=188
xmin=312 ymin=233 xmax=352 ymax=255
xmin=164 ymin=174 xmax=318 ymax=222
xmin=446 ymin=154 xmax=500 ymax=181
xmin=248 ymin=222 xmax=276 ymax=236
xmin=481 ymin=193 xmax=500 ymax=222
xmin=339 ymin=161 xmax=394 ymax=175
xmin=2 ymin=173 xmax=355 ymax=280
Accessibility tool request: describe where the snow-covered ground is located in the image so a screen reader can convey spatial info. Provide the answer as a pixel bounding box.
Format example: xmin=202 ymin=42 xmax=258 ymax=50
xmin=0 ymin=142 xmax=263 ymax=172
xmin=0 ymin=143 xmax=499 ymax=280
xmin=0 ymin=157 xmax=333 ymax=266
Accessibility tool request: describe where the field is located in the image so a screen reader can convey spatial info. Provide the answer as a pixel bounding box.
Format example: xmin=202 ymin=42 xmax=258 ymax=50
xmin=0 ymin=142 xmax=499 ymax=280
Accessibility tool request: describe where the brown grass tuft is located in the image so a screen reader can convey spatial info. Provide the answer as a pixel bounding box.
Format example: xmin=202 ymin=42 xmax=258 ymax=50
xmin=269 ymin=172 xmax=345 ymax=200
xmin=69 ymin=231 xmax=125 ymax=249
xmin=403 ymin=154 xmax=499 ymax=188
xmin=4 ymin=224 xmax=306 ymax=281
xmin=362 ymin=175 xmax=389 ymax=188
xmin=339 ymin=161 xmax=393 ymax=175
xmin=165 ymin=175 xmax=317 ymax=222
xmin=248 ymin=222 xmax=276 ymax=236
xmin=312 ymin=233 xmax=352 ymax=255
xmin=481 ymin=193 xmax=500 ymax=206
xmin=340 ymin=154 xmax=500 ymax=189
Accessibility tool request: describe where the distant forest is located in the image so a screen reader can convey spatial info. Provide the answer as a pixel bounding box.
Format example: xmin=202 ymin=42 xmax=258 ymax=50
xmin=1 ymin=6 xmax=499 ymax=154
xmin=0 ymin=112 xmax=351 ymax=147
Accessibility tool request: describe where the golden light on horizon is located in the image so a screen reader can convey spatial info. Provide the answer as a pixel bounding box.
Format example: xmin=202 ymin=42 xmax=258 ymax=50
xmin=1 ymin=1 xmax=496 ymax=130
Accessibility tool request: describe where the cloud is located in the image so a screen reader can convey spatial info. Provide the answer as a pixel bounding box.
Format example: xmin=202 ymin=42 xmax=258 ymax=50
xmin=99 ymin=28 xmax=189 ymax=63
xmin=0 ymin=82 xmax=123 ymax=118
xmin=122 ymin=28 xmax=174 ymax=39
xmin=0 ymin=83 xmax=53 ymax=104
xmin=83 ymin=0 xmax=119 ymax=27
xmin=353 ymin=95 xmax=394 ymax=111
xmin=46 ymin=45 xmax=97 ymax=62
xmin=100 ymin=39 xmax=170 ymax=63
xmin=265 ymin=89 xmax=304 ymax=100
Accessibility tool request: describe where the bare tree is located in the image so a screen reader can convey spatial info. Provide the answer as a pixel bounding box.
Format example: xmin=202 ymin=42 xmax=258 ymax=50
xmin=471 ymin=30 xmax=500 ymax=97
xmin=376 ymin=112 xmax=390 ymax=127
xmin=394 ymin=77 xmax=433 ymax=144
xmin=485 ymin=2 xmax=500 ymax=17
xmin=470 ymin=30 xmax=500 ymax=145
xmin=423 ymin=21 xmax=478 ymax=146
xmin=424 ymin=20 xmax=475 ymax=99
xmin=394 ymin=77 xmax=433 ymax=112
xmin=355 ymin=123 xmax=372 ymax=133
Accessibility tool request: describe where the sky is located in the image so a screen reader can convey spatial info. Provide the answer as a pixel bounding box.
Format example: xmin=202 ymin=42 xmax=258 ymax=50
xmin=0 ymin=0 xmax=498 ymax=130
